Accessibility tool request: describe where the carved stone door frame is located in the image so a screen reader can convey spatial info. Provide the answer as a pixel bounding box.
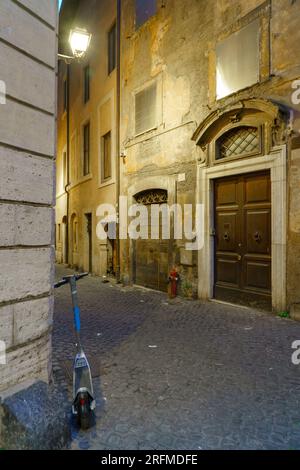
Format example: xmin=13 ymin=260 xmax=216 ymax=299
xmin=197 ymin=145 xmax=287 ymax=312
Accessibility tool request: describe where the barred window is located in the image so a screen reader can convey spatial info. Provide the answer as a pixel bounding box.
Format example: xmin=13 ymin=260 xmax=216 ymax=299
xmin=217 ymin=126 xmax=260 ymax=160
xmin=135 ymin=189 xmax=167 ymax=205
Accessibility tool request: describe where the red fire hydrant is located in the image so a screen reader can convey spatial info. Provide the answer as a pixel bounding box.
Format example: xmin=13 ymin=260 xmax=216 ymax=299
xmin=168 ymin=268 xmax=179 ymax=298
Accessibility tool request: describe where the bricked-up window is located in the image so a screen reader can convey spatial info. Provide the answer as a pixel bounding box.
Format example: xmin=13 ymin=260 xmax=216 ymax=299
xmin=108 ymin=23 xmax=116 ymax=74
xmin=135 ymin=83 xmax=157 ymax=135
xmin=102 ymin=131 xmax=112 ymax=181
xmin=83 ymin=123 xmax=90 ymax=176
xmin=83 ymin=65 xmax=90 ymax=103
xmin=63 ymin=151 xmax=67 ymax=188
xmin=136 ymin=0 xmax=156 ymax=29
xmin=216 ymin=19 xmax=260 ymax=99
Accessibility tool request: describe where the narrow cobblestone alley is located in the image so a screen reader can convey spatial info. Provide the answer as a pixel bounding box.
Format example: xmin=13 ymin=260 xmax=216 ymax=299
xmin=53 ymin=265 xmax=300 ymax=450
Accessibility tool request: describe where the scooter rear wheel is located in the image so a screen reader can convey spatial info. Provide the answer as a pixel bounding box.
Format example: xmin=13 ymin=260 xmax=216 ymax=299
xmin=77 ymin=392 xmax=91 ymax=430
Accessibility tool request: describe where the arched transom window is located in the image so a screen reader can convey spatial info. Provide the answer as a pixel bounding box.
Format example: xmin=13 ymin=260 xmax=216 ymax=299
xmin=216 ymin=126 xmax=260 ymax=160
xmin=135 ymin=189 xmax=168 ymax=205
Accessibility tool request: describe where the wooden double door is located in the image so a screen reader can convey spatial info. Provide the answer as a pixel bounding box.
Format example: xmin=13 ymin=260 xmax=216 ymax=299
xmin=214 ymin=171 xmax=272 ymax=310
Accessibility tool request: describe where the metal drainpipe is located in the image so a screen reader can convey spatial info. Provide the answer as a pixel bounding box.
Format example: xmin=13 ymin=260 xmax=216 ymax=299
xmin=65 ymin=61 xmax=70 ymax=266
xmin=115 ymin=0 xmax=121 ymax=282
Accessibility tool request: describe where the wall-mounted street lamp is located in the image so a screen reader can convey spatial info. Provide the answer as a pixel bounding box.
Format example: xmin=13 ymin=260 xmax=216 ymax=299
xmin=69 ymin=28 xmax=92 ymax=59
xmin=57 ymin=27 xmax=92 ymax=264
xmin=58 ymin=27 xmax=92 ymax=63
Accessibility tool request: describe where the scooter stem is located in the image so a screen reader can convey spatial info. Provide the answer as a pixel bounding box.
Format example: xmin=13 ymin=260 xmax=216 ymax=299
xmin=69 ymin=276 xmax=83 ymax=352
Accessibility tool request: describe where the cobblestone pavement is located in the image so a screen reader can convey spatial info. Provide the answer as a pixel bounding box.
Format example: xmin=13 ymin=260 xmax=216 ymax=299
xmin=53 ymin=265 xmax=300 ymax=450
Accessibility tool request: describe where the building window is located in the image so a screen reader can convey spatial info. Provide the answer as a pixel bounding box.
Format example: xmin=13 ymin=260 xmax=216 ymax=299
xmin=216 ymin=19 xmax=260 ymax=100
xmin=136 ymin=0 xmax=156 ymax=29
xmin=108 ymin=23 xmax=116 ymax=75
xmin=58 ymin=224 xmax=61 ymax=242
xmin=101 ymin=131 xmax=112 ymax=181
xmin=135 ymin=83 xmax=157 ymax=135
xmin=74 ymin=221 xmax=78 ymax=246
xmin=83 ymin=65 xmax=90 ymax=103
xmin=73 ymin=219 xmax=78 ymax=250
xmin=63 ymin=151 xmax=67 ymax=188
xmin=216 ymin=126 xmax=260 ymax=161
xmin=63 ymin=78 xmax=68 ymax=112
xmin=83 ymin=122 xmax=90 ymax=176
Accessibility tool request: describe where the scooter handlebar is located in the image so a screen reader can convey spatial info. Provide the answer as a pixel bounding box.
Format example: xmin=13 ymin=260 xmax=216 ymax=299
xmin=54 ymin=272 xmax=89 ymax=289
xmin=75 ymin=272 xmax=89 ymax=281
xmin=54 ymin=278 xmax=69 ymax=289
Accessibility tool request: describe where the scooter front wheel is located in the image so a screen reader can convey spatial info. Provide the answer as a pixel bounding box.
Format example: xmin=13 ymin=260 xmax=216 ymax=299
xmin=77 ymin=392 xmax=92 ymax=430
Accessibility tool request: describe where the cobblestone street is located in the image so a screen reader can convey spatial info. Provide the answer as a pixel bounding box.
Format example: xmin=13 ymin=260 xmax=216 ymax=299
xmin=53 ymin=265 xmax=300 ymax=450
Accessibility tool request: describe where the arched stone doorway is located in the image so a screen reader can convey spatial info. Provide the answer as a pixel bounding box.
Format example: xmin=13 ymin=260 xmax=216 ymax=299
xmin=193 ymin=99 xmax=289 ymax=312
xmin=133 ymin=188 xmax=169 ymax=292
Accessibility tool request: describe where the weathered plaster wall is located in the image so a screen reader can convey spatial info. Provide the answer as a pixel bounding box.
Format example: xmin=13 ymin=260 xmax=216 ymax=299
xmin=120 ymin=0 xmax=300 ymax=306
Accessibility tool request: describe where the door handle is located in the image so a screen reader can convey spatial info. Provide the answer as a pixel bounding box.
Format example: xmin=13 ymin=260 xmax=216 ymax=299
xmin=237 ymin=255 xmax=242 ymax=261
xmin=254 ymin=231 xmax=262 ymax=242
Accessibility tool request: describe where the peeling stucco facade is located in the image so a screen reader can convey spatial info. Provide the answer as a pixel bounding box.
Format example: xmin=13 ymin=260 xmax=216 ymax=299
xmin=119 ymin=0 xmax=300 ymax=311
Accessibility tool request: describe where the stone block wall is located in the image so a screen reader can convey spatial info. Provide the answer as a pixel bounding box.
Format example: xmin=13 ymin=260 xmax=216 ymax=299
xmin=0 ymin=0 xmax=57 ymax=394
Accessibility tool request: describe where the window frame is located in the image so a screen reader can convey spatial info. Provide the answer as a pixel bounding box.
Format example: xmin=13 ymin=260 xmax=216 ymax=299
xmin=134 ymin=82 xmax=158 ymax=136
xmin=63 ymin=151 xmax=68 ymax=189
xmin=216 ymin=19 xmax=260 ymax=100
xmin=212 ymin=2 xmax=271 ymax=102
xmin=101 ymin=131 xmax=112 ymax=182
xmin=83 ymin=65 xmax=90 ymax=104
xmin=211 ymin=124 xmax=264 ymax=166
xmin=108 ymin=22 xmax=117 ymax=75
xmin=83 ymin=122 xmax=91 ymax=177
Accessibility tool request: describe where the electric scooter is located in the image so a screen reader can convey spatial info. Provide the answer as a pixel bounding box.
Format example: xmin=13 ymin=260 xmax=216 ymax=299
xmin=54 ymin=272 xmax=96 ymax=430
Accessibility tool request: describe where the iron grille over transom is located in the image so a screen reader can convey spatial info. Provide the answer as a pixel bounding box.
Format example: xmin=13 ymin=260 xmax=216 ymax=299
xmin=135 ymin=189 xmax=168 ymax=205
xmin=217 ymin=126 xmax=259 ymax=160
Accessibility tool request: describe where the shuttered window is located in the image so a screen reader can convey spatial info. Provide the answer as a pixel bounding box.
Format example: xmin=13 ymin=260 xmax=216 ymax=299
xmin=83 ymin=123 xmax=90 ymax=176
xmin=108 ymin=23 xmax=116 ymax=74
xmin=102 ymin=131 xmax=112 ymax=181
xmin=63 ymin=151 xmax=67 ymax=188
xmin=135 ymin=83 xmax=157 ymax=135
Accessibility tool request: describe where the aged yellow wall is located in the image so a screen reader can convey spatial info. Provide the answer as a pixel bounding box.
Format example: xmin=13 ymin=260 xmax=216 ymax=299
xmin=120 ymin=0 xmax=300 ymax=306
xmin=56 ymin=0 xmax=117 ymax=276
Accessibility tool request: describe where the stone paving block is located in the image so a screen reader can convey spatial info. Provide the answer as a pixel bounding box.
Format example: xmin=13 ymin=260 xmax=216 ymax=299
xmin=54 ymin=265 xmax=300 ymax=450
